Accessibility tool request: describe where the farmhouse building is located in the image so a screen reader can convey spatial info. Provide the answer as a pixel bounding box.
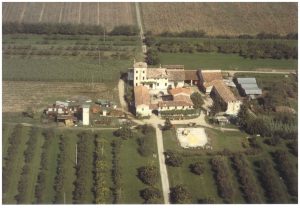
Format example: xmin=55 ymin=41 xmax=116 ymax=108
xmin=132 ymin=62 xmax=198 ymax=117
xmin=133 ymin=62 xmax=200 ymax=90
xmin=199 ymin=70 xmax=242 ymax=116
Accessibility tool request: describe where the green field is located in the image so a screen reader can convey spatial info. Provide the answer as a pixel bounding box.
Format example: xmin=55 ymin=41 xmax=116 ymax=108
xmin=2 ymin=124 xmax=162 ymax=204
xmin=2 ymin=34 xmax=143 ymax=83
xmin=158 ymin=52 xmax=297 ymax=70
xmin=162 ymin=127 xmax=297 ymax=203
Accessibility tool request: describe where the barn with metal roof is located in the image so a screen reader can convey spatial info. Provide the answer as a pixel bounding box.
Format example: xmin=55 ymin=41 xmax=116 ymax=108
xmin=236 ymin=77 xmax=262 ymax=98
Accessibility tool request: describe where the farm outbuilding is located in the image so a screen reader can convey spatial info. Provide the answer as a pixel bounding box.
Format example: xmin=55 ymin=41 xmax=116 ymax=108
xmin=236 ymin=77 xmax=262 ymax=98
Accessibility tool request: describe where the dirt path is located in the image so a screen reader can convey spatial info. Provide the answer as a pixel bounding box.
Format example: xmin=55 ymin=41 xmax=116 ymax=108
xmin=135 ymin=2 xmax=147 ymax=55
xmin=118 ymin=79 xmax=128 ymax=111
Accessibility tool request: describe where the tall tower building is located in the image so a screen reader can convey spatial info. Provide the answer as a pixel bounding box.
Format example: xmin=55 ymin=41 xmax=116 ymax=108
xmin=133 ymin=62 xmax=147 ymax=86
xmin=82 ymin=104 xmax=90 ymax=126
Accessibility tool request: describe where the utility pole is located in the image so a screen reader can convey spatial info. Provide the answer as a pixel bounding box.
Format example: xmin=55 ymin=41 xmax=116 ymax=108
xmin=75 ymin=143 xmax=77 ymax=165
xmin=64 ymin=192 xmax=66 ymax=204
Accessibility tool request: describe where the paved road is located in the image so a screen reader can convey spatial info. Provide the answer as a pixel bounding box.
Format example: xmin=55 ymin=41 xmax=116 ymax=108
xmin=154 ymin=125 xmax=170 ymax=204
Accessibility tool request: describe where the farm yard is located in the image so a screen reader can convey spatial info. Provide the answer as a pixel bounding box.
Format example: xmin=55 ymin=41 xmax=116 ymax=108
xmin=2 ymin=2 xmax=136 ymax=31
xmin=162 ymin=127 xmax=298 ymax=203
xmin=140 ymin=2 xmax=297 ymax=35
xmin=2 ymin=124 xmax=163 ymax=204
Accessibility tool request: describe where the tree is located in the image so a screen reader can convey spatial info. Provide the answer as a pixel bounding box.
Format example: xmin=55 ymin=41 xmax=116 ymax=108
xmin=190 ymin=92 xmax=204 ymax=109
xmin=164 ymin=150 xmax=183 ymax=167
xmin=146 ymin=49 xmax=160 ymax=65
xmin=189 ymin=162 xmax=205 ymax=175
xmin=162 ymin=118 xmax=173 ymax=131
xmin=140 ymin=187 xmax=162 ymax=203
xmin=170 ymin=185 xmax=192 ymax=204
xmin=137 ymin=136 xmax=154 ymax=157
xmin=114 ymin=124 xmax=133 ymax=140
xmin=137 ymin=166 xmax=159 ymax=186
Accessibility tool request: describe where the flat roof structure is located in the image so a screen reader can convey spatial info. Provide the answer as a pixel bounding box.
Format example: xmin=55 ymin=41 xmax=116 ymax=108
xmin=237 ymin=77 xmax=262 ymax=95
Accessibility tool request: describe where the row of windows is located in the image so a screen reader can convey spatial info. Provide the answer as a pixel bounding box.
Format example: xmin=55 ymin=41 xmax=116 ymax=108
xmin=160 ymin=106 xmax=193 ymax=110
xmin=136 ymin=70 xmax=145 ymax=74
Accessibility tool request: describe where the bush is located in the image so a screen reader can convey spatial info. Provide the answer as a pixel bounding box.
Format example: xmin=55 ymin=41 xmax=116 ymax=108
xmin=164 ymin=150 xmax=183 ymax=167
xmin=137 ymin=166 xmax=159 ymax=186
xmin=140 ymin=187 xmax=162 ymax=203
xmin=170 ymin=185 xmax=192 ymax=204
xmin=114 ymin=124 xmax=133 ymax=140
xmin=189 ymin=162 xmax=205 ymax=175
xmin=146 ymin=49 xmax=160 ymax=65
xmin=109 ymin=25 xmax=139 ymax=36
xmin=137 ymin=136 xmax=154 ymax=157
xmin=190 ymin=92 xmax=204 ymax=109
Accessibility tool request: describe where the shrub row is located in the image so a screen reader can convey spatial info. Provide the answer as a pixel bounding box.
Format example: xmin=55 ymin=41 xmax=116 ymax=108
xmin=2 ymin=124 xmax=23 ymax=193
xmin=3 ymin=22 xmax=138 ymax=36
xmin=156 ymin=30 xmax=297 ymax=40
xmin=273 ymin=150 xmax=298 ymax=197
xmin=211 ymin=156 xmax=234 ymax=203
xmin=111 ymin=140 xmax=122 ymax=203
xmin=231 ymin=154 xmax=262 ymax=203
xmin=93 ymin=135 xmax=110 ymax=204
xmin=73 ymin=132 xmax=92 ymax=203
xmin=35 ymin=129 xmax=55 ymax=203
xmin=16 ymin=127 xmax=39 ymax=203
xmin=257 ymin=159 xmax=288 ymax=203
xmin=53 ymin=135 xmax=67 ymax=203
xmin=137 ymin=125 xmax=155 ymax=157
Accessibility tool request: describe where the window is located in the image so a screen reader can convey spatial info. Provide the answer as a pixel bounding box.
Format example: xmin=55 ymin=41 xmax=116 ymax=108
xmin=167 ymin=106 xmax=169 ymax=109
xmin=143 ymin=77 xmax=145 ymax=80
xmin=157 ymin=83 xmax=159 ymax=86
xmin=175 ymin=106 xmax=177 ymax=109
xmin=182 ymin=106 xmax=185 ymax=109
xmin=143 ymin=71 xmax=145 ymax=73
xmin=136 ymin=71 xmax=138 ymax=73
xmin=165 ymin=83 xmax=167 ymax=86
xmin=136 ymin=83 xmax=138 ymax=86
xmin=136 ymin=77 xmax=138 ymax=80
xmin=142 ymin=108 xmax=144 ymax=111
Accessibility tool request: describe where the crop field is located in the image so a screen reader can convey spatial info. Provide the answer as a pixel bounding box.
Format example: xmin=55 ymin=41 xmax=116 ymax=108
xmin=163 ymin=128 xmax=298 ymax=203
xmin=2 ymin=2 xmax=136 ymax=31
xmin=140 ymin=2 xmax=297 ymax=35
xmin=2 ymin=34 xmax=142 ymax=83
xmin=2 ymin=125 xmax=162 ymax=204
xmin=2 ymin=81 xmax=119 ymax=113
xmin=157 ymin=52 xmax=297 ymax=70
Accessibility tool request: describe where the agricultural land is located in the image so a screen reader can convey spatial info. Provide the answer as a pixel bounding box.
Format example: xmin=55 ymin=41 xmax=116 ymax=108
xmin=2 ymin=2 xmax=298 ymax=205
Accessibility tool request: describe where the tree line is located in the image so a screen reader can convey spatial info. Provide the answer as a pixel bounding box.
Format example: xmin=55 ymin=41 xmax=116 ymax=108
xmin=35 ymin=129 xmax=55 ymax=203
xmin=211 ymin=156 xmax=234 ymax=203
xmin=3 ymin=22 xmax=139 ymax=36
xmin=146 ymin=37 xmax=297 ymax=60
xmin=16 ymin=127 xmax=39 ymax=203
xmin=257 ymin=159 xmax=288 ymax=203
xmin=2 ymin=124 xmax=23 ymax=194
xmin=111 ymin=139 xmax=122 ymax=203
xmin=146 ymin=30 xmax=297 ymax=40
xmin=93 ymin=134 xmax=110 ymax=204
xmin=231 ymin=154 xmax=262 ymax=203
xmin=73 ymin=132 xmax=93 ymax=204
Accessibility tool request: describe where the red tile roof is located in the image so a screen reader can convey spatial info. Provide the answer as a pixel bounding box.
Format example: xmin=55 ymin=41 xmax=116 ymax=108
xmin=134 ymin=85 xmax=150 ymax=106
xmin=169 ymin=87 xmax=193 ymax=96
xmin=199 ymin=70 xmax=223 ymax=83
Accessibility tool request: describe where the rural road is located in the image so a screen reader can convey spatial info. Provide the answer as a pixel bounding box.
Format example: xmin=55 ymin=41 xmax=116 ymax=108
xmin=135 ymin=2 xmax=147 ymax=54
xmin=154 ymin=124 xmax=170 ymax=204
xmin=223 ymin=69 xmax=296 ymax=75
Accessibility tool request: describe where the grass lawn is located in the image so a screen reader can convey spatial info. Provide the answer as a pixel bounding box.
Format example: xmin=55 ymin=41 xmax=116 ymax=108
xmin=167 ymin=156 xmax=222 ymax=203
xmin=3 ymin=126 xmax=30 ymax=204
xmin=158 ymin=52 xmax=297 ymax=70
xmin=118 ymin=128 xmax=163 ymax=204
